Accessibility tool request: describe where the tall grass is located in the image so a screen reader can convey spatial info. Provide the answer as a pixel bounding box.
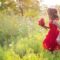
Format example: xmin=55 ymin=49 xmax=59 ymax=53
xmin=0 ymin=13 xmax=60 ymax=60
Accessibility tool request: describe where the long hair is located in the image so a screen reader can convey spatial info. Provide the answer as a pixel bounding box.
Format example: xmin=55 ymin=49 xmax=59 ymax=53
xmin=47 ymin=8 xmax=59 ymax=20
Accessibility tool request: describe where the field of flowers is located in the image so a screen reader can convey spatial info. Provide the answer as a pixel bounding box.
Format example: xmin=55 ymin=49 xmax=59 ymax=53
xmin=0 ymin=13 xmax=60 ymax=60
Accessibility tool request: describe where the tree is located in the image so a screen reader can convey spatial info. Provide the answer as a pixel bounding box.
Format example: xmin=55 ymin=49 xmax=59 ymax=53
xmin=15 ymin=0 xmax=40 ymax=16
xmin=0 ymin=0 xmax=17 ymax=15
xmin=0 ymin=0 xmax=41 ymax=16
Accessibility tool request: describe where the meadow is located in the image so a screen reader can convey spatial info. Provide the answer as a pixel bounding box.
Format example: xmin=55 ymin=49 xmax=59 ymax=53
xmin=0 ymin=13 xmax=60 ymax=60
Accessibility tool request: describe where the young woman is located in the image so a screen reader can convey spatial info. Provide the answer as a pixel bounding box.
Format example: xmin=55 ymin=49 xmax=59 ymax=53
xmin=38 ymin=8 xmax=60 ymax=53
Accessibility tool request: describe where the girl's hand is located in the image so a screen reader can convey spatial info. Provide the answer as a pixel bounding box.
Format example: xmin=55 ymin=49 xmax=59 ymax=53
xmin=43 ymin=25 xmax=49 ymax=29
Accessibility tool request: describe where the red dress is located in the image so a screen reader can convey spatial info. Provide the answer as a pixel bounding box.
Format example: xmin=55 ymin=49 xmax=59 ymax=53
xmin=43 ymin=21 xmax=60 ymax=51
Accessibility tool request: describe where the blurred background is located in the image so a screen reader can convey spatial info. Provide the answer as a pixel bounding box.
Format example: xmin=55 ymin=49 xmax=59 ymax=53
xmin=0 ymin=0 xmax=60 ymax=60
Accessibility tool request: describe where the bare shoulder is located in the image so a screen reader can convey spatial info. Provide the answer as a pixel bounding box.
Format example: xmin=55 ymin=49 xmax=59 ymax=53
xmin=53 ymin=20 xmax=58 ymax=25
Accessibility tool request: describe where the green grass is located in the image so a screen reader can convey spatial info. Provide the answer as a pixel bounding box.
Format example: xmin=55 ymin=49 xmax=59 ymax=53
xmin=0 ymin=13 xmax=60 ymax=60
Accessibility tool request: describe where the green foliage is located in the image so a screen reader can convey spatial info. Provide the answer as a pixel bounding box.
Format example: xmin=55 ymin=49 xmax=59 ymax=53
xmin=0 ymin=14 xmax=20 ymax=48
xmin=22 ymin=53 xmax=39 ymax=60
xmin=0 ymin=12 xmax=60 ymax=60
xmin=14 ymin=35 xmax=41 ymax=58
xmin=0 ymin=47 xmax=5 ymax=60
xmin=4 ymin=50 xmax=21 ymax=60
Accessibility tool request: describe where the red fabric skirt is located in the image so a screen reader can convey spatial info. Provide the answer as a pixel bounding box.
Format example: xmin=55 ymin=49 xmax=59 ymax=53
xmin=43 ymin=29 xmax=60 ymax=51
